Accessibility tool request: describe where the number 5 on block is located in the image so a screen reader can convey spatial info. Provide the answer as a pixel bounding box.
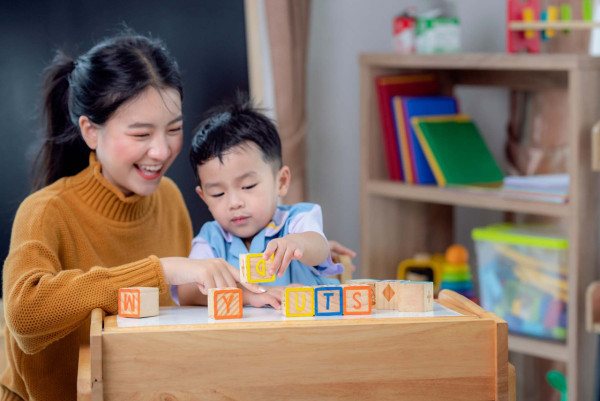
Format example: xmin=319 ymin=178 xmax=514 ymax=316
xmin=239 ymin=253 xmax=276 ymax=283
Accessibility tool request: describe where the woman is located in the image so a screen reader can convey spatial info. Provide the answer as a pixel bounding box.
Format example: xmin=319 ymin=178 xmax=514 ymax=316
xmin=1 ymin=33 xmax=355 ymax=401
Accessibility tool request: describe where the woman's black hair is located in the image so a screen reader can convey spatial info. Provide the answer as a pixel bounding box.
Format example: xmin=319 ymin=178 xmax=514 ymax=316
xmin=32 ymin=33 xmax=183 ymax=191
xmin=189 ymin=93 xmax=282 ymax=186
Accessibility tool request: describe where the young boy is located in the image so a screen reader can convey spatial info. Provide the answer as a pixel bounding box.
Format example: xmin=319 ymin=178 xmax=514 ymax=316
xmin=174 ymin=97 xmax=343 ymax=308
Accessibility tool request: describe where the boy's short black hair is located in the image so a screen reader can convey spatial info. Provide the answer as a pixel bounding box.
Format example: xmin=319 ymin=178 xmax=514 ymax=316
xmin=189 ymin=93 xmax=282 ymax=185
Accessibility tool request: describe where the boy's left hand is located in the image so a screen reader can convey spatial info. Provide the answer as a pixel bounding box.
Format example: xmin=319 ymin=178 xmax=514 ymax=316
xmin=263 ymin=235 xmax=304 ymax=278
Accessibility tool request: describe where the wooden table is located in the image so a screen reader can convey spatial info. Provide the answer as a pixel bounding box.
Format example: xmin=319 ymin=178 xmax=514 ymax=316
xmin=77 ymin=290 xmax=515 ymax=400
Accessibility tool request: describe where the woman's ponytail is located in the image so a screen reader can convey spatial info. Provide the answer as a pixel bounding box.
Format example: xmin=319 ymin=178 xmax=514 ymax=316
xmin=32 ymin=51 xmax=89 ymax=191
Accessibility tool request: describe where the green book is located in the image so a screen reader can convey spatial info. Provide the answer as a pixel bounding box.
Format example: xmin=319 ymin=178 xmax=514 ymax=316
xmin=411 ymin=114 xmax=504 ymax=186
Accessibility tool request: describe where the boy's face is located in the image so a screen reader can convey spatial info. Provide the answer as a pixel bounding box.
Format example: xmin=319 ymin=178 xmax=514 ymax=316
xmin=196 ymin=143 xmax=290 ymax=241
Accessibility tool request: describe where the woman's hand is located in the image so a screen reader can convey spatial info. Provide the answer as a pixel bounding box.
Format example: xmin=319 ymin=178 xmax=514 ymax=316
xmin=160 ymin=257 xmax=266 ymax=295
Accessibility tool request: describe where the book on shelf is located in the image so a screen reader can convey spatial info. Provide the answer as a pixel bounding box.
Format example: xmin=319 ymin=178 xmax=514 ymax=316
xmin=412 ymin=114 xmax=504 ymax=186
xmin=375 ymin=74 xmax=439 ymax=181
xmin=501 ymin=174 xmax=569 ymax=203
xmin=398 ymin=96 xmax=459 ymax=184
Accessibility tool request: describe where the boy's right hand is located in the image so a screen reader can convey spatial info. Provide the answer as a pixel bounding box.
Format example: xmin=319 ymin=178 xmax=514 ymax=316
xmin=160 ymin=257 xmax=266 ymax=295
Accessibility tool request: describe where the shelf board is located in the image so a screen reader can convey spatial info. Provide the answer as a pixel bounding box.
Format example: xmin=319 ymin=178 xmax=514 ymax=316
xmin=509 ymin=21 xmax=600 ymax=30
xmin=508 ymin=334 xmax=568 ymax=362
xmin=367 ymin=180 xmax=569 ymax=217
xmin=359 ymin=52 xmax=600 ymax=71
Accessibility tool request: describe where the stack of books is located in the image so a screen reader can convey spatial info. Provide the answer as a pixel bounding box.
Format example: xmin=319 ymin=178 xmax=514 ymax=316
xmin=501 ymin=174 xmax=569 ymax=203
xmin=375 ymin=74 xmax=504 ymax=187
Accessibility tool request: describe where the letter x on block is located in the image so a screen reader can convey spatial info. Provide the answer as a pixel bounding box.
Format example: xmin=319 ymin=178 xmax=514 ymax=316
xmin=240 ymin=253 xmax=276 ymax=283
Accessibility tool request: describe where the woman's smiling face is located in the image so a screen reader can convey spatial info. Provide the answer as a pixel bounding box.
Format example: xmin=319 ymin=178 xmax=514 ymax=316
xmin=87 ymin=86 xmax=183 ymax=196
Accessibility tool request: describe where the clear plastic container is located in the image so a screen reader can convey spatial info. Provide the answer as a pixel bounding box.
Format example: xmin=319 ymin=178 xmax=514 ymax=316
xmin=471 ymin=223 xmax=568 ymax=341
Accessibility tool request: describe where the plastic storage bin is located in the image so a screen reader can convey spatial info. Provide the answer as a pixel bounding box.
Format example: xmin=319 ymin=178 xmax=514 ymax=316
xmin=471 ymin=223 xmax=568 ymax=341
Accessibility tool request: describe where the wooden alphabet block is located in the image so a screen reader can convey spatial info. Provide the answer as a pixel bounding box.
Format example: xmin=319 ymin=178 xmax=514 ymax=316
xmin=118 ymin=287 xmax=159 ymax=318
xmin=347 ymin=279 xmax=378 ymax=307
xmin=208 ymin=288 xmax=243 ymax=319
xmin=282 ymin=287 xmax=315 ymax=317
xmin=239 ymin=253 xmax=276 ymax=283
xmin=315 ymin=286 xmax=343 ymax=316
xmin=396 ymin=281 xmax=434 ymax=312
xmin=342 ymin=285 xmax=372 ymax=315
xmin=375 ymin=280 xmax=405 ymax=310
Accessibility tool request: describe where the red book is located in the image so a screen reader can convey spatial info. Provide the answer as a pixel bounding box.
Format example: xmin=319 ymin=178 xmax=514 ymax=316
xmin=375 ymin=75 xmax=439 ymax=181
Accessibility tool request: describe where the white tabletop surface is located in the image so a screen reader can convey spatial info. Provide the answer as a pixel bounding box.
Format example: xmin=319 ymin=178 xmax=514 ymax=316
xmin=117 ymin=302 xmax=464 ymax=328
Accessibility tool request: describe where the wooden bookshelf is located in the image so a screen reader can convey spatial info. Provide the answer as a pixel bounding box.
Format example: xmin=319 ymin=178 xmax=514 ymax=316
xmin=359 ymin=53 xmax=600 ymax=400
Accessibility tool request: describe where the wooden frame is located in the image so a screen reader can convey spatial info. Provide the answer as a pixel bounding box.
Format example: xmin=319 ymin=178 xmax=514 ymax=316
xmin=359 ymin=53 xmax=600 ymax=400
xmin=78 ymin=290 xmax=514 ymax=400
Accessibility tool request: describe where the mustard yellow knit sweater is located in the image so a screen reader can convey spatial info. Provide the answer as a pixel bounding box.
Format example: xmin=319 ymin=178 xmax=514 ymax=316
xmin=1 ymin=153 xmax=192 ymax=401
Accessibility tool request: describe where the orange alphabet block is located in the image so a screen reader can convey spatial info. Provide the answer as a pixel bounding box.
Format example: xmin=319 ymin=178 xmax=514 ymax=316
xmin=208 ymin=288 xmax=243 ymax=319
xmin=118 ymin=287 xmax=159 ymax=318
xmin=239 ymin=253 xmax=276 ymax=283
xmin=347 ymin=279 xmax=377 ymax=307
xmin=342 ymin=285 xmax=372 ymax=315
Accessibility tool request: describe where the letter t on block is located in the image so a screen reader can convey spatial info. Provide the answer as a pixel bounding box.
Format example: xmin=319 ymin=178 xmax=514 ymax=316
xmin=208 ymin=288 xmax=243 ymax=319
xmin=118 ymin=287 xmax=159 ymax=318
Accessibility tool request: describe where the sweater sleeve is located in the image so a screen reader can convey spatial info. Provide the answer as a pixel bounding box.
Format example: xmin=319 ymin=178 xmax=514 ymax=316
xmin=2 ymin=198 xmax=168 ymax=355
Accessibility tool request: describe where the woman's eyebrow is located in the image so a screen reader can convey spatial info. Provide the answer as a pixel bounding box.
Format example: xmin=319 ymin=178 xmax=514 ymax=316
xmin=127 ymin=115 xmax=183 ymax=129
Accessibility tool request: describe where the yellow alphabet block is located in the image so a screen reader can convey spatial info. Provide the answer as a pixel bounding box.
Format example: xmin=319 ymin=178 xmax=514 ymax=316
xmin=282 ymin=287 xmax=315 ymax=317
xmin=239 ymin=253 xmax=276 ymax=283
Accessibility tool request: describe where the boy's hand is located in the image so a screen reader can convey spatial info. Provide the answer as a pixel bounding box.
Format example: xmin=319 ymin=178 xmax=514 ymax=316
xmin=263 ymin=235 xmax=304 ymax=278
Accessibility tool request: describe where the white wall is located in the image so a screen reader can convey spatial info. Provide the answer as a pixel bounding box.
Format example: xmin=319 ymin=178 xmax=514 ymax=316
xmin=306 ymin=0 xmax=507 ymax=271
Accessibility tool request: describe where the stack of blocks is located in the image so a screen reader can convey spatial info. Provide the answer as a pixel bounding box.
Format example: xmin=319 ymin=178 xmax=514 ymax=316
xmin=118 ymin=254 xmax=435 ymax=321
xmin=282 ymin=285 xmax=373 ymax=317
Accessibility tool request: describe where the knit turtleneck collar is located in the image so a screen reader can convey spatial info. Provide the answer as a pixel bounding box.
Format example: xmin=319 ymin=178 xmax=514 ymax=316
xmin=71 ymin=152 xmax=155 ymax=222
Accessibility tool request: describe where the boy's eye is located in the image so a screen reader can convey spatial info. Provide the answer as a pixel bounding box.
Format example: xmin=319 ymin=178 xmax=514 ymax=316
xmin=210 ymin=192 xmax=224 ymax=198
xmin=242 ymin=183 xmax=257 ymax=190
xmin=131 ymin=133 xmax=150 ymax=138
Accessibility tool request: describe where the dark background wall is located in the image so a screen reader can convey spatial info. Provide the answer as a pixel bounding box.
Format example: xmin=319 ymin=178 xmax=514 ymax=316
xmin=0 ymin=0 xmax=249 ymax=295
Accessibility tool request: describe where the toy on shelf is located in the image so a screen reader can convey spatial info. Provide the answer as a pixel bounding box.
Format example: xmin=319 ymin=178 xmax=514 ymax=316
xmin=507 ymin=0 xmax=599 ymax=53
xmin=440 ymin=245 xmax=478 ymax=304
xmin=397 ymin=252 xmax=444 ymax=293
xmin=546 ymin=370 xmax=567 ymax=401
xmin=472 ymin=223 xmax=568 ymax=340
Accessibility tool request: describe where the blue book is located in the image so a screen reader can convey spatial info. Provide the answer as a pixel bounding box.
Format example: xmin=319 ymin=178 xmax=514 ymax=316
xmin=403 ymin=96 xmax=458 ymax=184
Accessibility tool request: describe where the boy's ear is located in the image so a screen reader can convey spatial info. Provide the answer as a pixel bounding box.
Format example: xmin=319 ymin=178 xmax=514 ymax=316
xmin=277 ymin=165 xmax=291 ymax=197
xmin=195 ymin=185 xmax=207 ymax=203
xmin=79 ymin=116 xmax=99 ymax=149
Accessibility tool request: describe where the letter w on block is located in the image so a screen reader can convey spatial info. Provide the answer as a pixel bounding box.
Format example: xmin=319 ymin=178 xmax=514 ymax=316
xmin=282 ymin=287 xmax=315 ymax=317
xmin=239 ymin=253 xmax=276 ymax=283
xmin=118 ymin=287 xmax=159 ymax=318
xmin=208 ymin=288 xmax=243 ymax=320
